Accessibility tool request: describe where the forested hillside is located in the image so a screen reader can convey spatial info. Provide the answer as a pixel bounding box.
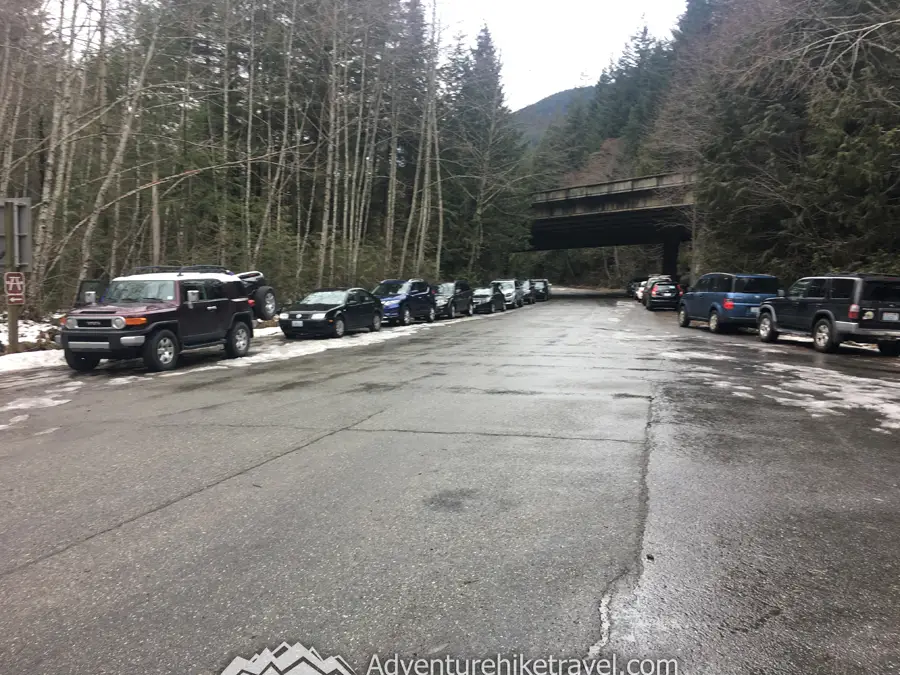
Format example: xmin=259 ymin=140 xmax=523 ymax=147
xmin=0 ymin=0 xmax=529 ymax=312
xmin=513 ymin=87 xmax=593 ymax=146
xmin=532 ymin=0 xmax=900 ymax=285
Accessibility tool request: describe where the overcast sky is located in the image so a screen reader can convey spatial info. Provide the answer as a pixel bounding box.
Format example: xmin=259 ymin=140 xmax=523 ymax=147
xmin=436 ymin=0 xmax=687 ymax=111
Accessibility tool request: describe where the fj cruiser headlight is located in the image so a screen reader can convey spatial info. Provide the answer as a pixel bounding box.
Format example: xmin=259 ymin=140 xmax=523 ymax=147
xmin=65 ymin=317 xmax=77 ymax=329
xmin=311 ymin=312 xmax=326 ymax=320
xmin=112 ymin=317 xmax=126 ymax=329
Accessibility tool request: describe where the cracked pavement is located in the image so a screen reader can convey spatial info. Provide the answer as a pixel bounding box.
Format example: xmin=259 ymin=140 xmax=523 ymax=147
xmin=0 ymin=290 xmax=898 ymax=674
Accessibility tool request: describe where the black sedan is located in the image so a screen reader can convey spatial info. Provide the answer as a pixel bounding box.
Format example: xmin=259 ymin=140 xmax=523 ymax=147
xmin=279 ymin=288 xmax=382 ymax=338
xmin=472 ymin=285 xmax=506 ymax=313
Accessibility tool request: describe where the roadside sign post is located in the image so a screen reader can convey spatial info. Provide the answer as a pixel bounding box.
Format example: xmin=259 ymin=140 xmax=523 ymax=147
xmin=4 ymin=200 xmax=21 ymax=352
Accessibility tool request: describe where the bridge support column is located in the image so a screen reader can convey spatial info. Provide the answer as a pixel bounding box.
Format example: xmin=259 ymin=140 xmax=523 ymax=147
xmin=662 ymin=237 xmax=680 ymax=279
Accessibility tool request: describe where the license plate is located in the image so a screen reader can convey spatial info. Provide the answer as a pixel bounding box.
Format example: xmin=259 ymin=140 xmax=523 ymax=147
xmin=883 ymin=312 xmax=899 ymax=322
xmin=292 ymin=320 xmax=304 ymax=327
xmin=750 ymin=307 xmax=759 ymax=315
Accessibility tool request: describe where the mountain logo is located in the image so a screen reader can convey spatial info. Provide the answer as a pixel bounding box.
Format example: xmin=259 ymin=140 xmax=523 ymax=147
xmin=220 ymin=641 xmax=356 ymax=675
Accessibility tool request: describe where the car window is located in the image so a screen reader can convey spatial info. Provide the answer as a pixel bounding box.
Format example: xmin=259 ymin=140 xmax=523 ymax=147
xmin=711 ymin=276 xmax=732 ymax=293
xmin=830 ymin=278 xmax=856 ymax=300
xmin=412 ymin=281 xmax=428 ymax=293
xmin=437 ymin=283 xmax=454 ymax=295
xmin=693 ymin=276 xmax=709 ymax=292
xmin=804 ymin=278 xmax=827 ymax=299
xmin=734 ymin=277 xmax=780 ymax=294
xmin=204 ymin=280 xmax=225 ymax=300
xmin=787 ymin=279 xmax=810 ymax=297
xmin=181 ymin=281 xmax=208 ymax=301
xmin=863 ymin=280 xmax=900 ymax=302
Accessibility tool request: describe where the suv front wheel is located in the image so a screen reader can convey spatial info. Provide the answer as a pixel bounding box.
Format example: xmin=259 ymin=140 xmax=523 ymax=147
xmin=677 ymin=305 xmax=691 ymax=327
xmin=144 ymin=329 xmax=180 ymax=371
xmin=758 ymin=312 xmax=778 ymax=343
xmin=813 ymin=318 xmax=838 ymax=353
xmin=225 ymin=321 xmax=251 ymax=358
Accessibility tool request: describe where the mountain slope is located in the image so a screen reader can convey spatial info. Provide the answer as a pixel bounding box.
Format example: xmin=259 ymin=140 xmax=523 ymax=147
xmin=513 ymin=87 xmax=593 ymax=145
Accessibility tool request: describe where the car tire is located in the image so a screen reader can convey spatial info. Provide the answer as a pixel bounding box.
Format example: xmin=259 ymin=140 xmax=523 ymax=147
xmin=426 ymin=306 xmax=436 ymax=323
xmin=501 ymin=302 xmax=507 ymax=311
xmin=813 ymin=318 xmax=838 ymax=353
xmin=877 ymin=340 xmax=900 ymax=357
xmin=143 ymin=329 xmax=180 ymax=371
xmin=467 ymin=301 xmax=474 ymax=316
xmin=708 ymin=310 xmax=724 ymax=333
xmin=225 ymin=320 xmax=251 ymax=358
xmin=370 ymin=313 xmax=382 ymax=332
xmin=64 ymin=350 xmax=100 ymax=372
xmin=399 ymin=305 xmax=412 ymax=326
xmin=332 ymin=316 xmax=346 ymax=338
xmin=677 ymin=305 xmax=691 ymax=327
xmin=253 ymin=286 xmax=277 ymax=320
xmin=448 ymin=303 xmax=456 ymax=319
xmin=758 ymin=312 xmax=778 ymax=342
xmin=489 ymin=302 xmax=495 ymax=314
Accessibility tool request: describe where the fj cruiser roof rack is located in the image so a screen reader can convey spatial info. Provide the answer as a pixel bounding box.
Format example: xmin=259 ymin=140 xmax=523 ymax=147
xmin=129 ymin=265 xmax=234 ymax=276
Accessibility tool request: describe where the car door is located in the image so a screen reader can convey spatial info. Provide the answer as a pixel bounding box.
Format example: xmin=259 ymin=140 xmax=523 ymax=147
xmin=796 ymin=277 xmax=828 ymax=331
xmin=356 ymin=289 xmax=377 ymax=327
xmin=711 ymin=274 xmax=733 ymax=314
xmin=778 ymin=278 xmax=811 ymax=329
xmin=686 ymin=275 xmax=709 ymax=317
xmin=178 ymin=280 xmax=218 ymax=343
xmin=411 ymin=281 xmax=430 ymax=316
xmin=203 ymin=279 xmax=232 ymax=338
xmin=344 ymin=290 xmax=365 ymax=329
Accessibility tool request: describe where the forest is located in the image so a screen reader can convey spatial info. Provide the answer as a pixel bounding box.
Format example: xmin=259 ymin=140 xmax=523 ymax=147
xmin=2 ymin=0 xmax=898 ymax=311
xmin=530 ymin=0 xmax=900 ymax=287
xmin=0 ymin=0 xmax=529 ymax=312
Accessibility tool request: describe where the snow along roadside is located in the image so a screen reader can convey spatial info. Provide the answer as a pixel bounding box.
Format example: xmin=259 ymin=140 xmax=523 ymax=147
xmin=0 ymin=312 xmax=502 ymax=375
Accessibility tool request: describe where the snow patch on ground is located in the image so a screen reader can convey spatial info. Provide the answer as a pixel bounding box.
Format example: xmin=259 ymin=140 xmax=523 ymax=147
xmin=0 ymin=414 xmax=29 ymax=430
xmin=755 ymin=362 xmax=900 ymax=431
xmin=1 ymin=395 xmax=71 ymax=411
xmin=0 ymin=349 xmax=66 ymax=373
xmin=659 ymin=351 xmax=736 ymax=361
xmin=0 ymin=319 xmax=58 ymax=345
xmin=33 ymin=427 xmax=60 ymax=436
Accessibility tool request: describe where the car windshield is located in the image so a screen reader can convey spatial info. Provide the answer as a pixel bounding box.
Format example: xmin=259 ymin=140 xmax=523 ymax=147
xmin=534 ymin=281 xmax=546 ymax=289
xmin=863 ymin=281 xmax=900 ymax=302
xmin=372 ymin=281 xmax=408 ymax=296
xmin=298 ymin=290 xmax=347 ymax=305
xmin=474 ymin=288 xmax=492 ymax=296
xmin=734 ymin=277 xmax=779 ymax=294
xmin=105 ymin=280 xmax=175 ymax=303
xmin=497 ymin=281 xmax=515 ymax=290
xmin=436 ymin=283 xmax=455 ymax=295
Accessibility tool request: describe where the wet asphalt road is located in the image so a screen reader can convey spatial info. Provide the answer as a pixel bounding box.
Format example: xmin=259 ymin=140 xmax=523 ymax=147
xmin=0 ymin=290 xmax=898 ymax=674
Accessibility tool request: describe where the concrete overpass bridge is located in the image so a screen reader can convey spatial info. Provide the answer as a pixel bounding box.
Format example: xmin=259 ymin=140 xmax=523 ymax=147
xmin=530 ymin=171 xmax=696 ymax=277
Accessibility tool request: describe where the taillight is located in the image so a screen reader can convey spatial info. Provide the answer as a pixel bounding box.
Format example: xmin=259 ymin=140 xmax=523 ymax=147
xmin=651 ymin=285 xmax=659 ymax=296
xmin=849 ymin=304 xmax=859 ymax=319
xmin=723 ymin=299 xmax=735 ymax=310
xmin=676 ymin=284 xmax=682 ymax=294
xmin=248 ymin=299 xmax=256 ymax=306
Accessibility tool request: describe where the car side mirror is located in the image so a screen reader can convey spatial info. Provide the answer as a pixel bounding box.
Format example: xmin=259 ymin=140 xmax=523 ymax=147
xmin=83 ymin=290 xmax=97 ymax=304
xmin=777 ymin=289 xmax=786 ymax=297
xmin=187 ymin=289 xmax=200 ymax=307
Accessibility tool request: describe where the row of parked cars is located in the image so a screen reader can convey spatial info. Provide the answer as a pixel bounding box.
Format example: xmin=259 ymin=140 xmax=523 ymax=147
xmin=629 ymin=272 xmax=900 ymax=356
xmin=278 ymin=278 xmax=551 ymax=338
xmin=56 ymin=266 xmax=552 ymax=372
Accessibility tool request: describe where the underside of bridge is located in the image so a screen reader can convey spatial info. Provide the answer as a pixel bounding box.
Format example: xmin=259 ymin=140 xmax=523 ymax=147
xmin=529 ymin=173 xmax=696 ymax=278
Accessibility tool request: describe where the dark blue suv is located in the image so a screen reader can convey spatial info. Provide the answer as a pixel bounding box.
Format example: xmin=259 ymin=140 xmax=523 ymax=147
xmin=372 ymin=278 xmax=436 ymax=325
xmin=678 ymin=273 xmax=780 ymax=333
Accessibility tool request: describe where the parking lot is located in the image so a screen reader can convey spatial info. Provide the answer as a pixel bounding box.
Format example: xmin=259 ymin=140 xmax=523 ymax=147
xmin=1 ymin=289 xmax=899 ymax=674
